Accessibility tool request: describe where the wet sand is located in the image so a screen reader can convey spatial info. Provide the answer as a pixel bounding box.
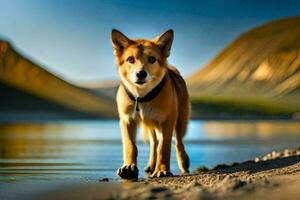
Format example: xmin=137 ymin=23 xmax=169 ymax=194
xmin=29 ymin=148 xmax=300 ymax=200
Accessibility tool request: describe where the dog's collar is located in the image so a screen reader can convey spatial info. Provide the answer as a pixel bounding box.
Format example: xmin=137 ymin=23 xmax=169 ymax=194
xmin=121 ymin=75 xmax=166 ymax=112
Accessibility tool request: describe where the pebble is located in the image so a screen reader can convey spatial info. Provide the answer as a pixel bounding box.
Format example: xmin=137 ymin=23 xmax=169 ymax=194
xmin=99 ymin=178 xmax=109 ymax=182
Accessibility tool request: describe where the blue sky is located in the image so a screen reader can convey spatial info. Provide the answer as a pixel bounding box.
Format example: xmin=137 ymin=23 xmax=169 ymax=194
xmin=1 ymin=0 xmax=300 ymax=84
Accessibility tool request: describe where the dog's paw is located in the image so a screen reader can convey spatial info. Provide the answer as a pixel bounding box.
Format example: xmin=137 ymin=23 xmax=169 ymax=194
xmin=180 ymin=154 xmax=190 ymax=174
xmin=144 ymin=164 xmax=155 ymax=174
xmin=150 ymin=170 xmax=173 ymax=178
xmin=144 ymin=165 xmax=155 ymax=174
xmin=117 ymin=164 xmax=138 ymax=179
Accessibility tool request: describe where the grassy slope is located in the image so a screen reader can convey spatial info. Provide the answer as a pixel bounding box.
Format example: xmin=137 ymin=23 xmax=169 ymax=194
xmin=0 ymin=41 xmax=117 ymax=118
xmin=188 ymin=16 xmax=300 ymax=98
xmin=187 ymin=16 xmax=300 ymax=119
xmin=190 ymin=95 xmax=298 ymax=119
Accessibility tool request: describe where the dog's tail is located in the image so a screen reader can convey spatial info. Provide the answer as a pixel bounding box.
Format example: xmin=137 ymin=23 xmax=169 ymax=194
xmin=140 ymin=122 xmax=158 ymax=144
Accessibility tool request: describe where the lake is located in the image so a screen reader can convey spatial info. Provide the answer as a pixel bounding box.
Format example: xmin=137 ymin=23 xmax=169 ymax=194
xmin=0 ymin=120 xmax=300 ymax=183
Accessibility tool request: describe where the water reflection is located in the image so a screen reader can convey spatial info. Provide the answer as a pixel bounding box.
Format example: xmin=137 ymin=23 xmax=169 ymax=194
xmin=203 ymin=121 xmax=300 ymax=138
xmin=0 ymin=120 xmax=299 ymax=182
xmin=0 ymin=123 xmax=64 ymax=159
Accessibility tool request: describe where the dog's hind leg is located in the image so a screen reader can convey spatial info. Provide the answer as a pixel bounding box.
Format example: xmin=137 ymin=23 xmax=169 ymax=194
xmin=144 ymin=129 xmax=157 ymax=174
xmin=175 ymin=110 xmax=190 ymax=174
xmin=151 ymin=119 xmax=174 ymax=178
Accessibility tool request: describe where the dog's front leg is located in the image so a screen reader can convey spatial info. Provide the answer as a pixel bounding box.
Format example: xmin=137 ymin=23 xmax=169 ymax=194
xmin=117 ymin=118 xmax=138 ymax=179
xmin=151 ymin=119 xmax=174 ymax=178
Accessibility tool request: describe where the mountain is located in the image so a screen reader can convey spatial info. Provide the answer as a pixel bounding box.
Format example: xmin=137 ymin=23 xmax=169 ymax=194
xmin=77 ymin=80 xmax=119 ymax=101
xmin=187 ymin=16 xmax=300 ymax=119
xmin=188 ymin=16 xmax=300 ymax=103
xmin=0 ymin=40 xmax=117 ymax=120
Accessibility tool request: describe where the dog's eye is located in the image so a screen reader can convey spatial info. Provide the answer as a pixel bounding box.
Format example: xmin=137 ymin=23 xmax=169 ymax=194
xmin=126 ymin=56 xmax=135 ymax=64
xmin=148 ymin=56 xmax=156 ymax=64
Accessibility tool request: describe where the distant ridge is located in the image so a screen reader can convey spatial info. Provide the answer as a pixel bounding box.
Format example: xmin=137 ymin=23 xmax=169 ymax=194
xmin=188 ymin=16 xmax=300 ymax=108
xmin=0 ymin=40 xmax=117 ymax=120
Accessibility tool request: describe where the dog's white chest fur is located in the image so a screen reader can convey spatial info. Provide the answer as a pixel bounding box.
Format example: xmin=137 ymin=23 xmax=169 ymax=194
xmin=135 ymin=103 xmax=166 ymax=123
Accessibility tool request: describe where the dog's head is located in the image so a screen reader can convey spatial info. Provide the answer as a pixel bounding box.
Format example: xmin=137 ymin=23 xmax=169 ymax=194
xmin=111 ymin=29 xmax=173 ymax=96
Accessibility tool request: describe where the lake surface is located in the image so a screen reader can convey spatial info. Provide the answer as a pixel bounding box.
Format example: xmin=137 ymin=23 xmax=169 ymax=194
xmin=0 ymin=120 xmax=300 ymax=183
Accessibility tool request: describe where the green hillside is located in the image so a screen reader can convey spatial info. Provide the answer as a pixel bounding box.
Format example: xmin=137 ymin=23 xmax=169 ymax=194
xmin=188 ymin=16 xmax=300 ymax=119
xmin=0 ymin=41 xmax=117 ymax=120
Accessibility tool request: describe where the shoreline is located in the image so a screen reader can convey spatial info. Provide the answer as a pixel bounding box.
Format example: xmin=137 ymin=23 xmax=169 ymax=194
xmin=135 ymin=148 xmax=300 ymax=200
xmin=0 ymin=148 xmax=299 ymax=200
xmin=1 ymin=116 xmax=300 ymax=123
xmin=22 ymin=147 xmax=299 ymax=200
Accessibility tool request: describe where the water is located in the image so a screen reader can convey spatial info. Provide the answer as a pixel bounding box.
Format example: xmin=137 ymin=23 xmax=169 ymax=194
xmin=0 ymin=120 xmax=300 ymax=182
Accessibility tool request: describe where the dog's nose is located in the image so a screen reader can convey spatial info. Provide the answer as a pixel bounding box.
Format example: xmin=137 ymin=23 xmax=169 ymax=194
xmin=136 ymin=70 xmax=147 ymax=80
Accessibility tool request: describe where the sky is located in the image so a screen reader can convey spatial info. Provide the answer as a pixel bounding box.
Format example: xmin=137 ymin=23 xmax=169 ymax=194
xmin=1 ymin=0 xmax=300 ymax=84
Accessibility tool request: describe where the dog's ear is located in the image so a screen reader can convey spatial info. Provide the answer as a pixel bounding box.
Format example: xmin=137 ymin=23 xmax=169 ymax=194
xmin=155 ymin=29 xmax=174 ymax=57
xmin=111 ymin=29 xmax=132 ymax=54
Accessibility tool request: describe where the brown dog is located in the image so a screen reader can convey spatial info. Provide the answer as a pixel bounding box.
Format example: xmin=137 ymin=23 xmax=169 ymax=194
xmin=111 ymin=29 xmax=190 ymax=179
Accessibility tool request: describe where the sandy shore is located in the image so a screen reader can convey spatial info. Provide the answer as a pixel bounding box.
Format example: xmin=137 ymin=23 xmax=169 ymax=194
xmin=27 ymin=148 xmax=300 ymax=200
xmin=132 ymin=148 xmax=300 ymax=200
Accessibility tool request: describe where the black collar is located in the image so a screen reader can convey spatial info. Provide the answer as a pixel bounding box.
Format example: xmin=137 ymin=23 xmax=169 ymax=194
xmin=121 ymin=76 xmax=166 ymax=110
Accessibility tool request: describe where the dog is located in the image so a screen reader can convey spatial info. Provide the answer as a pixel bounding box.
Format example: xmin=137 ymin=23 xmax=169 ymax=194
xmin=111 ymin=29 xmax=190 ymax=179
